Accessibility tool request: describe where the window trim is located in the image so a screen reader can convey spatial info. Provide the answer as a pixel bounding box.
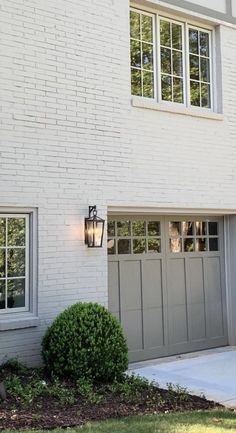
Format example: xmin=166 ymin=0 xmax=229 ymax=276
xmin=157 ymin=15 xmax=186 ymax=106
xmin=0 ymin=214 xmax=29 ymax=314
xmin=0 ymin=208 xmax=38 ymax=329
xmin=186 ymin=24 xmax=213 ymax=110
xmin=130 ymin=6 xmax=216 ymax=112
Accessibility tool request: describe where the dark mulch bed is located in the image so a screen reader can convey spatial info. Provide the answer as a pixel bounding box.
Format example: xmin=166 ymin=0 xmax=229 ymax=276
xmin=0 ymin=364 xmax=220 ymax=430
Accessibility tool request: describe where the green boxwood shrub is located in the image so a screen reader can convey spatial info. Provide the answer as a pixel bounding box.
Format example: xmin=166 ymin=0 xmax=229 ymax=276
xmin=41 ymin=302 xmax=128 ymax=382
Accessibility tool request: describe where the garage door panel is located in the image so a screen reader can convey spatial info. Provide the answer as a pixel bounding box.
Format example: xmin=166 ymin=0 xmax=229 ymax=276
xmin=205 ymin=257 xmax=222 ymax=304
xmin=108 ymin=261 xmax=120 ymax=313
xmin=168 ymin=258 xmax=186 ymax=306
xmin=190 ymin=303 xmax=206 ymax=341
xmin=208 ymin=302 xmax=224 ymax=338
xmin=120 ymin=260 xmax=141 ymax=311
xmin=169 ymin=305 xmax=188 ymax=345
xmin=142 ymin=259 xmax=163 ymax=309
xmin=143 ymin=307 xmax=164 ymax=349
xmin=121 ymin=309 xmax=143 ymax=351
xmin=189 ymin=258 xmax=205 ymax=305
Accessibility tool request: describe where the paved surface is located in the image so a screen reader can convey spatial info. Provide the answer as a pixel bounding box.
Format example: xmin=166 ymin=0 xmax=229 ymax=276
xmin=130 ymin=347 xmax=236 ymax=408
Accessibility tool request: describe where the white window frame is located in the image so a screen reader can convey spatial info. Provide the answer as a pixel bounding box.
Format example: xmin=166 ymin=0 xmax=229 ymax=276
xmin=186 ymin=24 xmax=213 ymax=110
xmin=130 ymin=6 xmax=215 ymax=112
xmin=157 ymin=16 xmax=186 ymax=106
xmin=130 ymin=9 xmax=157 ymax=99
xmin=0 ymin=214 xmax=30 ymax=315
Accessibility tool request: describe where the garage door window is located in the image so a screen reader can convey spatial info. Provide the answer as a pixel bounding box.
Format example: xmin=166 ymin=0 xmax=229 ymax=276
xmin=108 ymin=220 xmax=161 ymax=255
xmin=169 ymin=220 xmax=219 ymax=253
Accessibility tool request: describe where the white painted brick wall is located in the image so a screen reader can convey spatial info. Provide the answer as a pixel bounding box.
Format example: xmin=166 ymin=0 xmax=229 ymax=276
xmin=0 ymin=0 xmax=235 ymax=365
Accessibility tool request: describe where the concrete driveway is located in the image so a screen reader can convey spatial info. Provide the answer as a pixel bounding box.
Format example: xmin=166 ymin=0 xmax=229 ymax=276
xmin=130 ymin=347 xmax=236 ymax=408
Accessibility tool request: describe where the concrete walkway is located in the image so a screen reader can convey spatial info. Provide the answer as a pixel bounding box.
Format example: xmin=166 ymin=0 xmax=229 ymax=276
xmin=129 ymin=347 xmax=236 ymax=408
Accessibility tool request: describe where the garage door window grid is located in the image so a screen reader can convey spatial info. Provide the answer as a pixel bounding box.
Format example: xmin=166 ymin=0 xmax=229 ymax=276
xmin=130 ymin=8 xmax=213 ymax=109
xmin=0 ymin=215 xmax=29 ymax=313
xmin=169 ymin=221 xmax=219 ymax=253
xmin=108 ymin=220 xmax=161 ymax=255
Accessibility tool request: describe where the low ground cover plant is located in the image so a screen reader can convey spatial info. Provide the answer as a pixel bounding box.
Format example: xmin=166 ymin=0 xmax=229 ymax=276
xmin=0 ymin=358 xmax=218 ymax=430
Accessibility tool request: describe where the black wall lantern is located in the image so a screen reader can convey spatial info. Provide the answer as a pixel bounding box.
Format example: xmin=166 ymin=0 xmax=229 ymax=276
xmin=84 ymin=206 xmax=105 ymax=248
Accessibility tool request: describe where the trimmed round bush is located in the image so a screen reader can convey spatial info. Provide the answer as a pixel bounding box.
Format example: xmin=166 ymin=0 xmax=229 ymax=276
xmin=41 ymin=302 xmax=128 ymax=382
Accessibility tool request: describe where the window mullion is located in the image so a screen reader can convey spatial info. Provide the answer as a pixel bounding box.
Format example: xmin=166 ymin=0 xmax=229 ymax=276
xmin=156 ymin=15 xmax=161 ymax=103
xmin=186 ymin=25 xmax=191 ymax=108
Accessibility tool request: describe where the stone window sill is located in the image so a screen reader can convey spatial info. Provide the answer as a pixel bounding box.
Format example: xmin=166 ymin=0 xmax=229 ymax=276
xmin=131 ymin=97 xmax=224 ymax=121
xmin=0 ymin=314 xmax=39 ymax=331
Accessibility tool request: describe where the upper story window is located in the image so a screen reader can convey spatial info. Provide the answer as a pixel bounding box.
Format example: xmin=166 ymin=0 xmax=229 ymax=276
xmin=130 ymin=8 xmax=213 ymax=110
xmin=0 ymin=215 xmax=29 ymax=313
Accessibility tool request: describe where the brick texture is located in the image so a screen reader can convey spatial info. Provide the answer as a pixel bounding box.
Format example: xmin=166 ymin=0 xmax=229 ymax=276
xmin=0 ymin=0 xmax=235 ymax=365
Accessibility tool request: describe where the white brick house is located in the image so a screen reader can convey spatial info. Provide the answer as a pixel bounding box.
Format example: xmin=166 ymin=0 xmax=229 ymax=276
xmin=1 ymin=0 xmax=236 ymax=365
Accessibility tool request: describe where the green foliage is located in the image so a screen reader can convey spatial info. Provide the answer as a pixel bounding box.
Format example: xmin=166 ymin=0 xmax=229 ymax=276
xmin=0 ymin=358 xmax=28 ymax=375
xmin=166 ymin=382 xmax=190 ymax=403
xmin=76 ymin=378 xmax=104 ymax=404
xmin=5 ymin=375 xmax=47 ymax=404
xmin=41 ymin=302 xmax=128 ymax=382
xmin=48 ymin=378 xmax=75 ymax=405
xmin=103 ymin=374 xmax=163 ymax=405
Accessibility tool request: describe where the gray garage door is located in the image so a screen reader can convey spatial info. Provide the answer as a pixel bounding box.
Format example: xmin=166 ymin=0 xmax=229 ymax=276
xmin=108 ymin=216 xmax=228 ymax=362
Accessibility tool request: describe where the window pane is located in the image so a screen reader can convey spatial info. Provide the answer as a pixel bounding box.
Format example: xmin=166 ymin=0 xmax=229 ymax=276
xmin=161 ymin=75 xmax=172 ymax=101
xmin=7 ymin=279 xmax=25 ymax=309
xmin=196 ymin=222 xmax=207 ymax=236
xmin=201 ymin=57 xmax=210 ymax=83
xmin=173 ymin=51 xmax=183 ymax=77
xmin=141 ymin=15 xmax=153 ymax=43
xmin=148 ymin=221 xmax=160 ymax=236
xmin=143 ymin=71 xmax=154 ymax=98
xmin=148 ymin=239 xmax=161 ymax=253
xmin=209 ymin=238 xmax=219 ymax=251
xmin=201 ymin=83 xmax=211 ymax=108
xmin=169 ymin=222 xmax=181 ymax=237
xmin=184 ymin=238 xmax=194 ymax=252
xmin=160 ymin=20 xmax=171 ymax=47
xmin=130 ymin=11 xmax=140 ymax=39
xmin=131 ymin=69 xmax=142 ymax=96
xmin=117 ymin=221 xmax=130 ymax=237
xmin=190 ymin=81 xmax=200 ymax=106
xmin=183 ymin=222 xmax=194 ymax=236
xmin=161 ymin=47 xmax=171 ymax=74
xmin=108 ymin=221 xmax=115 ymax=237
xmin=172 ymin=23 xmax=182 ymax=50
xmin=189 ymin=29 xmax=199 ymax=54
xmin=7 ymin=249 xmax=25 ymax=277
xmin=130 ymin=39 xmax=141 ymax=68
xmin=8 ymin=218 xmax=26 ymax=247
xmin=170 ymin=238 xmax=182 ymax=253
xmin=0 ymin=219 xmax=6 ymax=247
xmin=132 ymin=221 xmax=145 ymax=236
xmin=196 ymin=238 xmax=207 ymax=252
xmin=133 ymin=239 xmax=146 ymax=254
xmin=208 ymin=222 xmax=218 ymax=236
xmin=190 ymin=55 xmax=199 ymax=80
xmin=107 ymin=239 xmax=115 ymax=255
xmin=173 ymin=77 xmax=183 ymax=103
xmin=118 ymin=239 xmax=131 ymax=254
xmin=0 ymin=250 xmax=5 ymax=278
xmin=0 ymin=280 xmax=5 ymax=310
xmin=200 ymin=32 xmax=209 ymax=57
xmin=142 ymin=43 xmax=153 ymax=70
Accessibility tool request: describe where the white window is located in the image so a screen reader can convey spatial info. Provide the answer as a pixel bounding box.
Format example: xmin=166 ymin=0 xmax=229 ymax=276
xmin=130 ymin=8 xmax=213 ymax=110
xmin=0 ymin=215 xmax=29 ymax=313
